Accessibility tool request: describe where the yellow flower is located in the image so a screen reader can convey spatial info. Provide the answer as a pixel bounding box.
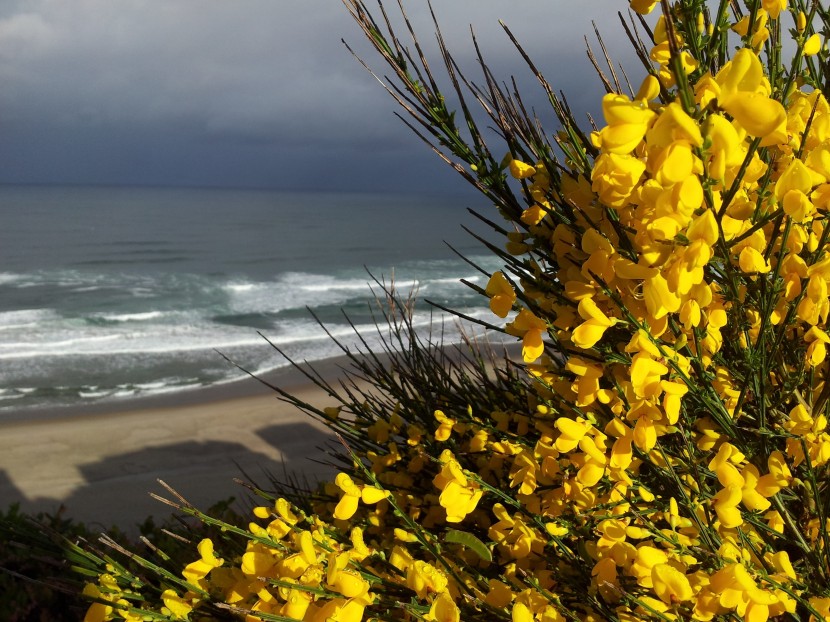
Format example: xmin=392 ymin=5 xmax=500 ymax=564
xmin=83 ymin=583 xmax=113 ymax=622
xmin=512 ymin=602 xmax=535 ymax=622
xmin=738 ymin=464 xmax=772 ymax=512
xmin=161 ymin=589 xmax=193 ymax=619
xmin=652 ymin=563 xmax=693 ymax=604
xmin=433 ymin=449 xmax=483 ymax=522
xmin=488 ymin=504 xmax=542 ymax=559
xmin=738 ymin=247 xmax=771 ymax=274
xmin=809 ymin=597 xmax=830 ymax=621
xmin=312 ymin=597 xmax=368 ymax=622
xmin=182 ymin=538 xmax=224 ymax=587
xmin=407 ymin=560 xmax=448 ymax=600
xmin=574 ymin=435 xmax=607 ymax=486
xmin=756 ymin=451 xmax=791 ymax=497
xmin=761 ymin=0 xmax=786 ymax=19
xmin=592 ymin=93 xmax=656 ymax=154
xmin=508 ymin=309 xmax=547 ymax=362
xmin=334 ymin=473 xmax=362 ymax=521
xmin=425 ymin=591 xmax=460 ymax=622
xmin=629 ymin=0 xmax=659 ymax=15
xmin=804 ymin=33 xmax=822 ymax=56
xmin=608 ymin=420 xmax=635 ymax=469
xmin=643 ymin=273 xmax=681 ymax=319
xmin=509 ymin=159 xmax=536 ymax=179
xmin=591 ymin=153 xmax=646 ymax=207
xmin=776 ymin=159 xmax=814 ymax=201
xmin=327 ymin=552 xmax=370 ymax=598
xmin=703 ymin=113 xmax=745 ymax=180
xmin=434 ymin=409 xmax=457 ymax=441
xmin=510 ymin=450 xmax=538 ymax=495
xmin=521 ymin=203 xmax=548 ymax=225
xmin=710 ymin=563 xmax=779 ymax=621
xmin=544 ymin=522 xmax=569 ymax=538
xmin=486 ymin=272 xmax=516 ymax=318
xmin=782 ymin=189 xmax=816 ymax=222
xmin=565 ymin=356 xmax=604 ymax=407
xmin=485 ymin=579 xmax=514 ymax=607
xmin=630 ymin=354 xmax=668 ymax=399
xmin=731 ymin=15 xmax=751 ymax=37
xmin=281 ymin=587 xmax=313 ymax=620
xmin=572 ymin=297 xmax=617 ymax=349
xmin=333 ymin=473 xmax=387 ymax=521
xmin=661 ymin=380 xmax=688 ymax=424
xmin=805 ymin=326 xmax=830 ymax=366
xmin=630 ymin=546 xmax=668 ymax=588
xmin=714 ymin=49 xmax=787 ymax=144
xmin=648 ymin=102 xmax=704 ymax=150
xmin=635 ymin=74 xmax=661 ymax=101
xmin=767 ymin=550 xmax=796 ymax=581
xmin=554 ymin=416 xmax=592 ymax=453
xmin=241 ymin=542 xmax=278 ymax=577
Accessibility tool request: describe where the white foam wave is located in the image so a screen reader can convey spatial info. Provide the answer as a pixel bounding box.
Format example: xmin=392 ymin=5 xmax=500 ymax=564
xmin=0 ymin=259 xmax=501 ymax=412
xmin=79 ymin=377 xmax=203 ymax=401
xmin=226 ymin=283 xmax=256 ymax=292
xmin=223 ymin=270 xmax=481 ymax=315
xmin=130 ymin=288 xmax=156 ymax=297
xmin=0 ymin=333 xmax=263 ymax=359
xmin=244 ymin=311 xmax=501 ymax=379
xmin=300 ymin=278 xmax=420 ymax=292
xmin=133 ymin=380 xmax=178 ymax=391
xmin=300 ymin=282 xmax=382 ymax=292
xmin=0 ymin=272 xmax=24 ymax=285
xmin=0 ymin=308 xmax=60 ymax=329
xmin=223 ymin=273 xmax=378 ymax=314
xmin=111 ymin=379 xmax=201 ymax=399
xmin=78 ymin=389 xmax=111 ymax=398
xmin=432 ymin=275 xmax=481 ymax=284
xmin=0 ymin=303 xmax=495 ymax=362
xmin=259 ymin=307 xmax=492 ymax=347
xmin=0 ymin=334 xmax=121 ymax=352
xmin=95 ymin=311 xmax=166 ymax=322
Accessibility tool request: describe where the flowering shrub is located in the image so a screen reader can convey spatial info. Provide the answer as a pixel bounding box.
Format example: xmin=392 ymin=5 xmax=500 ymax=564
xmin=75 ymin=1 xmax=830 ymax=621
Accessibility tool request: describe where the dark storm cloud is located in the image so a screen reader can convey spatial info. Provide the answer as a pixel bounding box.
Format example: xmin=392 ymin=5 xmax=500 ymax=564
xmin=0 ymin=1 xmax=636 ymax=190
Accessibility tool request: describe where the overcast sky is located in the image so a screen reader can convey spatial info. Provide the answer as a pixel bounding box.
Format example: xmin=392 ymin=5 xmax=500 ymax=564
xmin=0 ymin=1 xmax=634 ymax=192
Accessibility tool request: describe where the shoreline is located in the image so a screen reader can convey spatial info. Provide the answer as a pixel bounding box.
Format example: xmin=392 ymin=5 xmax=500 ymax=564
xmin=0 ymin=342 xmax=521 ymax=530
xmin=0 ymin=355 xmax=365 ymax=530
xmin=0 ymin=332 xmax=516 ymax=424
xmin=0 ymin=352 xmax=360 ymax=425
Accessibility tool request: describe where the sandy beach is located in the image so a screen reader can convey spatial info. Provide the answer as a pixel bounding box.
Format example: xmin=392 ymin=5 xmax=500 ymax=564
xmin=0 ymin=341 xmax=518 ymax=531
xmin=0 ymin=361 xmax=350 ymax=531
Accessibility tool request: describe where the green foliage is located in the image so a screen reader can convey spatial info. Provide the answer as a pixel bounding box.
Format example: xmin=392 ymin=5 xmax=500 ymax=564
xmin=0 ymin=504 xmax=89 ymax=621
xmin=0 ymin=499 xmax=244 ymax=619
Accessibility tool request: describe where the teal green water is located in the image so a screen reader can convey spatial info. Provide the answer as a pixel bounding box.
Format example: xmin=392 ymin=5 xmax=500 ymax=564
xmin=0 ymin=185 xmax=503 ymax=414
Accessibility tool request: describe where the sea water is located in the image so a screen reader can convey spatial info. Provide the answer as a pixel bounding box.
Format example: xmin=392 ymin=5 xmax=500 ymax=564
xmin=0 ymin=185 xmax=505 ymax=416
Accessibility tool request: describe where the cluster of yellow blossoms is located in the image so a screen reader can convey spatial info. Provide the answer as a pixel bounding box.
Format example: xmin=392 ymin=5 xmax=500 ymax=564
xmin=82 ymin=2 xmax=830 ymax=622
xmin=485 ymin=4 xmax=830 ymax=620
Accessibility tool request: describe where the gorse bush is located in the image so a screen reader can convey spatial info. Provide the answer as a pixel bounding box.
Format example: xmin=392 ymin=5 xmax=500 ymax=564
xmin=63 ymin=0 xmax=830 ymax=620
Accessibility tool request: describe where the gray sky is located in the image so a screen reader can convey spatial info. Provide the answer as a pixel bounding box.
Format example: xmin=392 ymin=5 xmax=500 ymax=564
xmin=0 ymin=1 xmax=631 ymax=192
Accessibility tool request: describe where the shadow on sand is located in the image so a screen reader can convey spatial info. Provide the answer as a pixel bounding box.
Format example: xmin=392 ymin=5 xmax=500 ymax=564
xmin=0 ymin=421 xmax=335 ymax=532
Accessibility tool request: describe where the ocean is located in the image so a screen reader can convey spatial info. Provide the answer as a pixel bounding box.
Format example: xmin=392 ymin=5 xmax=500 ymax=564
xmin=0 ymin=185 xmax=505 ymax=417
